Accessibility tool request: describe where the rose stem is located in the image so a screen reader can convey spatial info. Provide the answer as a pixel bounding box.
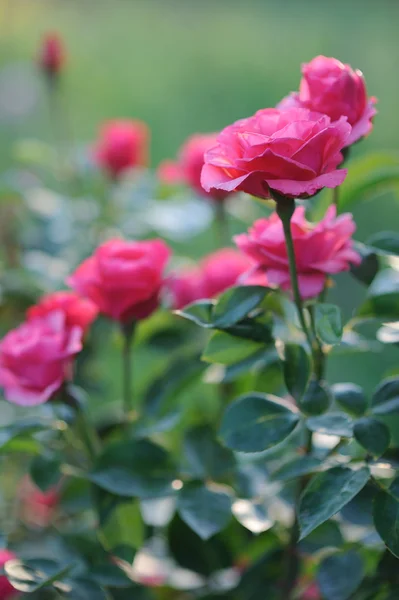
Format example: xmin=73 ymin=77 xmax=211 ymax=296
xmin=121 ymin=321 xmax=136 ymax=424
xmin=332 ymin=186 xmax=340 ymax=209
xmin=214 ymin=200 xmax=230 ymax=248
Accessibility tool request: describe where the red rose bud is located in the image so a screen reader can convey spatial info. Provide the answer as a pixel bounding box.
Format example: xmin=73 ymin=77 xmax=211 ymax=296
xmin=38 ymin=33 xmax=65 ymax=79
xmin=158 ymin=133 xmax=232 ymax=202
xmin=0 ymin=549 xmax=18 ymax=599
xmin=93 ymin=120 xmax=149 ymax=180
xmin=278 ymin=55 xmax=377 ymax=146
xmin=67 ymin=238 xmax=171 ymax=323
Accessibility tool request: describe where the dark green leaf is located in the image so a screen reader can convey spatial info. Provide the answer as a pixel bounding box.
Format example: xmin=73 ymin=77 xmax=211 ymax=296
xmin=271 ymin=455 xmax=322 ymax=482
xmin=354 ymin=417 xmax=391 ymax=456
xmin=212 ymin=285 xmax=270 ymax=329
xmin=219 ymin=393 xmax=299 ymax=453
xmin=298 ymin=466 xmax=370 ymax=539
xmin=224 ymin=315 xmax=273 ymax=344
xmin=98 ymin=500 xmax=144 ymax=553
xmin=4 ymin=559 xmax=73 ymax=593
xmin=177 ymin=482 xmax=232 ymax=540
xmin=65 ymin=578 xmax=110 ymax=600
xmin=332 ymin=383 xmax=368 ymax=417
xmin=317 ymin=549 xmax=364 ymax=600
xmin=202 ymin=331 xmax=263 ymax=364
xmin=299 ymin=520 xmax=343 ymax=554
xmin=175 ymin=300 xmax=214 ymax=327
xmin=315 ymin=303 xmax=343 ymax=345
xmin=373 ymin=476 xmax=399 ymax=558
xmin=350 ymin=244 xmax=379 ymax=286
xmin=30 ymin=454 xmax=62 ymax=492
xmin=372 ymin=376 xmax=399 ymax=415
xmin=282 ymin=343 xmax=311 ymax=402
xmin=306 ymin=412 xmax=354 ymax=437
xmin=300 ymin=378 xmax=332 ymax=416
xmin=183 ymin=425 xmax=236 ymax=479
xmin=368 ymin=231 xmax=399 ymax=256
xmin=358 ymin=269 xmax=399 ymax=320
xmin=221 ymin=348 xmax=278 ymax=383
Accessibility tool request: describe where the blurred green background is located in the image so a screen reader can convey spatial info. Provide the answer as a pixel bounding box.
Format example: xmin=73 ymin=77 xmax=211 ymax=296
xmin=1 ymin=0 xmax=399 ymax=395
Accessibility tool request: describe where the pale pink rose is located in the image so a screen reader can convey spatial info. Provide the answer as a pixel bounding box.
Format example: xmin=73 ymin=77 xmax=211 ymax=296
xmin=18 ymin=476 xmax=60 ymax=529
xmin=201 ymin=108 xmax=351 ymax=200
xmin=160 ymin=134 xmax=233 ymax=201
xmin=93 ymin=120 xmax=149 ymax=179
xmin=0 ymin=549 xmax=18 ymax=599
xmin=67 ymin=238 xmax=171 ymax=323
xmin=235 ymin=205 xmax=360 ymax=299
xmin=0 ymin=312 xmax=83 ymax=406
xmin=27 ymin=291 xmax=98 ymax=334
xmin=278 ymin=55 xmax=377 ymax=145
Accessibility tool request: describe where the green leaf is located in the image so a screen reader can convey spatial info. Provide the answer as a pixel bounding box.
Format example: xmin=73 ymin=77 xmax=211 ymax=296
xmin=300 ymin=378 xmax=332 ymax=416
xmin=183 ymin=425 xmax=236 ymax=479
xmin=177 ymin=482 xmax=232 ymax=540
xmin=306 ymin=412 xmax=354 ymax=437
xmin=373 ymin=477 xmax=399 ymax=558
xmin=224 ymin=315 xmax=274 ymax=344
xmin=219 ymin=393 xmax=299 ymax=453
xmin=212 ymin=285 xmax=270 ymax=329
xmin=332 ymin=383 xmax=368 ymax=417
xmin=314 ymin=303 xmax=343 ymax=345
xmin=65 ymin=578 xmax=110 ymax=600
xmin=350 ymin=244 xmax=379 ymax=286
xmin=354 ymin=417 xmax=391 ymax=456
xmin=282 ymin=343 xmax=311 ymax=402
xmin=271 ymin=455 xmax=322 ymax=482
xmin=299 ymin=521 xmax=343 ymax=554
xmin=30 ymin=454 xmax=62 ymax=492
xmin=98 ymin=500 xmax=144 ymax=553
xmin=371 ymin=376 xmax=399 ymax=415
xmin=202 ymin=331 xmax=263 ymax=365
xmin=358 ymin=269 xmax=399 ymax=319
xmin=317 ymin=549 xmax=364 ymax=600
xmin=90 ymin=440 xmax=176 ymax=498
xmin=4 ymin=559 xmax=73 ymax=593
xmin=89 ymin=564 xmax=132 ymax=588
xmin=232 ymin=498 xmax=273 ymax=533
xmin=176 ymin=300 xmax=214 ymax=327
xmin=367 ymin=231 xmax=399 ymax=256
xmin=298 ymin=466 xmax=370 ymax=539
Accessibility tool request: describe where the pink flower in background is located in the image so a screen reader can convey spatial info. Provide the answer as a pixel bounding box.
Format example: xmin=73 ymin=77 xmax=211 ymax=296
xmin=0 ymin=312 xmax=83 ymax=406
xmin=68 ymin=238 xmax=171 ymax=323
xmin=300 ymin=581 xmax=321 ymax=600
xmin=38 ymin=32 xmax=65 ymax=78
xmin=27 ymin=291 xmax=98 ymax=334
xmin=278 ymin=55 xmax=377 ymax=145
xmin=159 ymin=134 xmax=232 ymax=201
xmin=18 ymin=476 xmax=60 ymax=529
xmin=168 ymin=249 xmax=253 ymax=309
xmin=235 ymin=205 xmax=360 ymax=299
xmin=201 ymin=108 xmax=351 ymax=200
xmin=94 ymin=120 xmax=149 ymax=179
xmin=0 ymin=549 xmax=18 ymax=599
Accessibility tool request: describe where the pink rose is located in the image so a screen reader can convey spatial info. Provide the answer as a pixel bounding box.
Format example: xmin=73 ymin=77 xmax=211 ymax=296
xmin=27 ymin=291 xmax=98 ymax=334
xmin=0 ymin=549 xmax=18 ymax=599
xmin=18 ymin=476 xmax=60 ymax=529
xmin=201 ymin=108 xmax=351 ymax=200
xmin=235 ymin=205 xmax=360 ymax=299
xmin=278 ymin=55 xmax=377 ymax=145
xmin=159 ymin=134 xmax=232 ymax=201
xmin=94 ymin=120 xmax=149 ymax=179
xmin=67 ymin=238 xmax=171 ymax=323
xmin=0 ymin=312 xmax=83 ymax=406
xmin=300 ymin=581 xmax=321 ymax=600
xmin=168 ymin=249 xmax=252 ymax=309
xmin=38 ymin=32 xmax=65 ymax=77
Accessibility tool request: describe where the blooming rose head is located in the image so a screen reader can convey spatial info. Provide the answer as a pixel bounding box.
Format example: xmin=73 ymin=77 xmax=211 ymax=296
xmin=27 ymin=291 xmax=98 ymax=334
xmin=166 ymin=267 xmax=204 ymax=310
xmin=18 ymin=476 xmax=60 ymax=529
xmin=0 ymin=549 xmax=18 ymax=599
xmin=159 ymin=134 xmax=232 ymax=202
xmin=67 ymin=238 xmax=171 ymax=323
xmin=38 ymin=32 xmax=65 ymax=78
xmin=278 ymin=56 xmax=377 ymax=145
xmin=235 ymin=205 xmax=361 ymax=299
xmin=94 ymin=120 xmax=149 ymax=179
xmin=201 ymin=108 xmax=351 ymax=200
xmin=0 ymin=312 xmax=83 ymax=406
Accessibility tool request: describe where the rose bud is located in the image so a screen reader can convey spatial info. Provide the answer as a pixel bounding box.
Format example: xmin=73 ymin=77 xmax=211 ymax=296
xmin=67 ymin=238 xmax=171 ymax=323
xmin=18 ymin=476 xmax=60 ymax=529
xmin=235 ymin=205 xmax=360 ymax=299
xmin=27 ymin=291 xmax=98 ymax=335
xmin=38 ymin=32 xmax=65 ymax=79
xmin=201 ymin=107 xmax=351 ymax=200
xmin=0 ymin=549 xmax=18 ymax=599
xmin=278 ymin=55 xmax=377 ymax=146
xmin=93 ymin=120 xmax=149 ymax=180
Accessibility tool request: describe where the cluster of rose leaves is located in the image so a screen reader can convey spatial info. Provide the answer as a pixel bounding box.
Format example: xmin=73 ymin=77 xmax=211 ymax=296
xmin=0 ymin=33 xmax=377 ymax=598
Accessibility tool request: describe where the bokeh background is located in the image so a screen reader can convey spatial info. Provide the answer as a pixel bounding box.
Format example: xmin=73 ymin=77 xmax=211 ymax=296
xmin=1 ymin=0 xmax=399 ymax=399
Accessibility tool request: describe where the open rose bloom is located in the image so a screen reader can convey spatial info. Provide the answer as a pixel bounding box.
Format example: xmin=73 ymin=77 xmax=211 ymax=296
xmin=27 ymin=291 xmax=98 ymax=334
xmin=94 ymin=120 xmax=149 ymax=179
xmin=68 ymin=238 xmax=171 ymax=322
xmin=0 ymin=312 xmax=83 ymax=406
xmin=201 ymin=107 xmax=351 ymax=200
xmin=235 ymin=205 xmax=361 ymax=299
xmin=278 ymin=55 xmax=377 ymax=145
xmin=158 ymin=133 xmax=232 ymax=201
